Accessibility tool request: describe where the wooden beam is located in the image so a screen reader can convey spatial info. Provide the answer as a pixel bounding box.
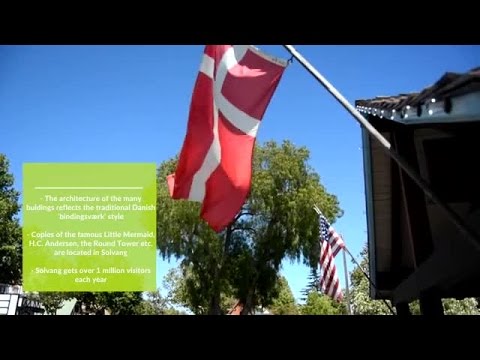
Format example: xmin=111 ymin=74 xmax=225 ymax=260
xmin=392 ymin=244 xmax=479 ymax=304
xmin=376 ymin=270 xmax=414 ymax=291
xmin=390 ymin=136 xmax=403 ymax=272
xmin=393 ymin=126 xmax=433 ymax=267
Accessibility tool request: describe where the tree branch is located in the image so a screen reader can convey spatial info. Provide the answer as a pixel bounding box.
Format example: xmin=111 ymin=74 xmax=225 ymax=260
xmin=234 ymin=210 xmax=255 ymax=222
xmin=231 ymin=226 xmax=257 ymax=235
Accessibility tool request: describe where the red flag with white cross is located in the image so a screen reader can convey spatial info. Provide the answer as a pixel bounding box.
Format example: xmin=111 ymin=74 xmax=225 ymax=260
xmin=168 ymin=45 xmax=287 ymax=232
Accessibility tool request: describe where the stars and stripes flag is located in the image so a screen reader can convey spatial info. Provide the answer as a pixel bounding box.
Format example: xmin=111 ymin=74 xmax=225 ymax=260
xmin=167 ymin=45 xmax=287 ymax=232
xmin=318 ymin=212 xmax=345 ymax=301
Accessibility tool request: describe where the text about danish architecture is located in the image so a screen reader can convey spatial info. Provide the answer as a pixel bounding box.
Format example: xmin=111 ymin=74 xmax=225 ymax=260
xmin=23 ymin=163 xmax=157 ymax=292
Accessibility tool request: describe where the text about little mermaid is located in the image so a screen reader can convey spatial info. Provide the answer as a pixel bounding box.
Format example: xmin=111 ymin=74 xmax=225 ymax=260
xmin=23 ymin=163 xmax=157 ymax=292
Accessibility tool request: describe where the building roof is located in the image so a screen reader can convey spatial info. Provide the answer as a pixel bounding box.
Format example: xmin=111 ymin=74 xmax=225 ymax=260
xmin=356 ymin=67 xmax=480 ymax=111
xmin=355 ymin=67 xmax=480 ymax=125
xmin=357 ymin=66 xmax=480 ymax=303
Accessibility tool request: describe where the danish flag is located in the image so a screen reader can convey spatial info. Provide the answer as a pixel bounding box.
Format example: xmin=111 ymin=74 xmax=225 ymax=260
xmin=168 ymin=45 xmax=287 ymax=232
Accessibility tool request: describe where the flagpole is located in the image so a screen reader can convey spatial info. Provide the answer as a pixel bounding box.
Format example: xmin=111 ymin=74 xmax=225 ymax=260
xmin=284 ymin=45 xmax=480 ymax=253
xmin=341 ymin=243 xmax=352 ymax=315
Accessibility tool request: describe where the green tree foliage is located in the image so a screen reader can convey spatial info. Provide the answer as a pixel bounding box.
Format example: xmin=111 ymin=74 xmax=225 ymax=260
xmin=37 ymin=292 xmax=68 ymax=315
xmin=300 ymin=267 xmax=320 ymax=302
xmin=300 ymin=291 xmax=341 ymax=315
xmin=349 ymin=245 xmax=393 ymax=315
xmin=442 ymin=298 xmax=479 ymax=315
xmin=33 ymin=292 xmax=144 ymax=315
xmin=138 ymin=289 xmax=186 ymax=315
xmin=408 ymin=297 xmax=479 ymax=315
xmin=33 ymin=290 xmax=187 ymax=315
xmin=0 ymin=154 xmax=22 ymax=285
xmin=138 ymin=290 xmax=169 ymax=315
xmin=165 ymin=266 xmax=299 ymax=315
xmin=156 ymin=140 xmax=342 ymax=314
xmin=269 ymin=276 xmax=298 ymax=315
xmin=350 ymin=243 xmax=480 ymax=315
xmin=94 ymin=292 xmax=143 ymax=315
xmin=163 ymin=266 xmax=235 ymax=315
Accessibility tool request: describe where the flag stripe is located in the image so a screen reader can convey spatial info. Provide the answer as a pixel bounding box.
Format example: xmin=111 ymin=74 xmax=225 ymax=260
xmin=200 ymin=54 xmax=214 ymax=79
xmin=169 ymin=72 xmax=214 ymax=200
xmin=318 ymin=213 xmax=345 ymax=302
xmin=189 ymin=46 xmax=251 ymax=202
xmin=214 ymin=46 xmax=261 ymax=136
xmin=216 ymin=93 xmax=260 ymax=137
xmin=188 ymin=100 xmax=221 ymax=202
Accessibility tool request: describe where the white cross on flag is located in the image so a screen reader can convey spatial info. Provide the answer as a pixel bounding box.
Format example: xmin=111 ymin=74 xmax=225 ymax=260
xmin=167 ymin=45 xmax=287 ymax=232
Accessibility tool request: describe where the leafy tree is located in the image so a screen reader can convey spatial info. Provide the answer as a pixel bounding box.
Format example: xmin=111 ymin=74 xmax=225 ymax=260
xmin=138 ymin=290 xmax=169 ymax=315
xmin=300 ymin=291 xmax=341 ymax=315
xmin=35 ymin=291 xmax=144 ymax=315
xmin=300 ymin=267 xmax=320 ymax=302
xmin=0 ymin=154 xmax=22 ymax=285
xmin=350 ymin=243 xmax=479 ymax=315
xmin=332 ymin=296 xmax=348 ymax=315
xmin=69 ymin=292 xmax=103 ymax=314
xmin=164 ymin=266 xmax=298 ymax=315
xmin=37 ymin=292 xmax=69 ymax=315
xmin=94 ymin=292 xmax=143 ymax=315
xmin=156 ymin=140 xmax=342 ymax=314
xmin=269 ymin=276 xmax=298 ymax=315
xmin=163 ymin=267 xmax=189 ymax=310
xmin=163 ymin=266 xmax=234 ymax=315
xmin=138 ymin=289 xmax=186 ymax=315
xmin=349 ymin=245 xmax=393 ymax=315
xmin=408 ymin=297 xmax=479 ymax=315
xmin=442 ymin=298 xmax=479 ymax=315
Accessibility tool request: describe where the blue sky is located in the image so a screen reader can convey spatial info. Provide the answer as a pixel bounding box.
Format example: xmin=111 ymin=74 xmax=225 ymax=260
xmin=1 ymin=45 xmax=479 ymax=303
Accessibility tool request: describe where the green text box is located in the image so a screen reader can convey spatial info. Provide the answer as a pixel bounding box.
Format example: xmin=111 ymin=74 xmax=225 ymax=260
xmin=23 ymin=163 xmax=157 ymax=292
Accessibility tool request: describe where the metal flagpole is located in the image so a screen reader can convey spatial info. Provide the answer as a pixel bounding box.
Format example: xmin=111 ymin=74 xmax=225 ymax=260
xmin=341 ymin=243 xmax=352 ymax=315
xmin=284 ymin=45 xmax=480 ymax=253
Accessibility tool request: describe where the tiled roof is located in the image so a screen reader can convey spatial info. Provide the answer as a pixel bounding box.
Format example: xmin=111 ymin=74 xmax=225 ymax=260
xmin=355 ymin=67 xmax=480 ymax=111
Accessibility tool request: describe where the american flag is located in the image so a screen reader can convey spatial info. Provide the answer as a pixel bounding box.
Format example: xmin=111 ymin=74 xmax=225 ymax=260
xmin=318 ymin=213 xmax=345 ymax=302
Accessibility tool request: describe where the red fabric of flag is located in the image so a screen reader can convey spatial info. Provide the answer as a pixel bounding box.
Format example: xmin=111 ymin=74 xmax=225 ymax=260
xmin=168 ymin=45 xmax=287 ymax=232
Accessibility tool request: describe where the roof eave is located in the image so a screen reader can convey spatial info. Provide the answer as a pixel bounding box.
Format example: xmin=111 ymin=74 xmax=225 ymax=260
xmin=356 ymin=91 xmax=480 ymax=125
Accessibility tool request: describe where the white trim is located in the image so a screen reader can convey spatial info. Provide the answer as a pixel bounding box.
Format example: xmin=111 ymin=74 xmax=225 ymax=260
xmin=199 ymin=54 xmax=214 ymax=79
xmin=214 ymin=46 xmax=259 ymax=135
xmin=7 ymin=294 xmax=18 ymax=315
xmin=189 ymin=101 xmax=221 ymax=202
xmin=215 ymin=93 xmax=260 ymax=137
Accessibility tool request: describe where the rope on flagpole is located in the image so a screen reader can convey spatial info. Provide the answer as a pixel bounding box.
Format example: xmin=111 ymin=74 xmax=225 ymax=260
xmin=344 ymin=247 xmax=396 ymax=315
xmin=284 ymin=45 xmax=480 ymax=255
